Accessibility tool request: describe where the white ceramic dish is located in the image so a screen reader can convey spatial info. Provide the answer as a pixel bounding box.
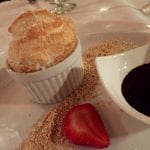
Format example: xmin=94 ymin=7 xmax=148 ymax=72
xmin=6 ymin=41 xmax=84 ymax=104
xmin=96 ymin=44 xmax=150 ymax=124
xmin=0 ymin=32 xmax=150 ymax=150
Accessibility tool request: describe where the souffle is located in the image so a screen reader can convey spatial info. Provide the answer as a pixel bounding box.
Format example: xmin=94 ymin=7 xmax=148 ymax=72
xmin=7 ymin=10 xmax=77 ymax=73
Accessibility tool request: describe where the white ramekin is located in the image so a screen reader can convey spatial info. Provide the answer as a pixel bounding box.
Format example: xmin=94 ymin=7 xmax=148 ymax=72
xmin=6 ymin=40 xmax=84 ymax=104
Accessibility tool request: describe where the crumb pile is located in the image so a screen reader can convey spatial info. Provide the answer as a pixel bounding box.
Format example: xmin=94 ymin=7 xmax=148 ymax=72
xmin=21 ymin=40 xmax=136 ymax=150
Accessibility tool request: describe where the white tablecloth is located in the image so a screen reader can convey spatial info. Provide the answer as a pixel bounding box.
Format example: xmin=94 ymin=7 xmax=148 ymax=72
xmin=0 ymin=0 xmax=150 ymax=150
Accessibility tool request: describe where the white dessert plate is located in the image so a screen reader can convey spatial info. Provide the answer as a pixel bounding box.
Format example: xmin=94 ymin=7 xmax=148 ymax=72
xmin=0 ymin=32 xmax=150 ymax=150
xmin=96 ymin=44 xmax=150 ymax=125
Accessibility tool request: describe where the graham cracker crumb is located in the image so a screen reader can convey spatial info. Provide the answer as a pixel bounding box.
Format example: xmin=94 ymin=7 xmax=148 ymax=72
xmin=21 ymin=39 xmax=136 ymax=150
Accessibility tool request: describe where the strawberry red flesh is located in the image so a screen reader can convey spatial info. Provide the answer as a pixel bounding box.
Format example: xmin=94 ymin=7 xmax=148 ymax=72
xmin=63 ymin=103 xmax=110 ymax=148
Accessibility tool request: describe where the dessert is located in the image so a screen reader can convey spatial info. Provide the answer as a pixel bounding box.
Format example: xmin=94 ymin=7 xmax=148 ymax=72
xmin=6 ymin=10 xmax=84 ymax=104
xmin=21 ymin=40 xmax=136 ymax=149
xmin=8 ymin=10 xmax=77 ymax=73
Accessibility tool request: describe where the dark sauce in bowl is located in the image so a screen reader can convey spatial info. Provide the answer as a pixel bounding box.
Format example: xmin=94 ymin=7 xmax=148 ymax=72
xmin=121 ymin=63 xmax=150 ymax=116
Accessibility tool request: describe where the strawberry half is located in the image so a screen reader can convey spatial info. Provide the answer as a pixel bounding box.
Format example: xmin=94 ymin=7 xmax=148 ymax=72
xmin=63 ymin=103 xmax=110 ymax=148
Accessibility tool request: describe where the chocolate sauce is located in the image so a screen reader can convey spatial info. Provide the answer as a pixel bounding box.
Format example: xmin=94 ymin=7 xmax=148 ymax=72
xmin=121 ymin=63 xmax=150 ymax=116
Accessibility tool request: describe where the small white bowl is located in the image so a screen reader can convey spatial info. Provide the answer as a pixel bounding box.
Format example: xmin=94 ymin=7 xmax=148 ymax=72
xmin=6 ymin=40 xmax=84 ymax=104
xmin=96 ymin=44 xmax=150 ymax=124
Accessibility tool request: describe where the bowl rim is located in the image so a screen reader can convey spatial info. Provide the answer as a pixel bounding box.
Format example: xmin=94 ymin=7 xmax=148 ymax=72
xmin=5 ymin=39 xmax=81 ymax=78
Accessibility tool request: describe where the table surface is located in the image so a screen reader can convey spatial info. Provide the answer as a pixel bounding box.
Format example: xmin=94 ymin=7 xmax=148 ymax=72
xmin=0 ymin=0 xmax=150 ymax=150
